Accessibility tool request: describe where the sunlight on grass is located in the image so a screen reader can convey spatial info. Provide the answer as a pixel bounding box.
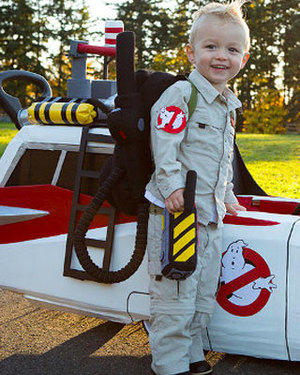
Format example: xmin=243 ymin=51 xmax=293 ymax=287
xmin=236 ymin=134 xmax=300 ymax=162
xmin=246 ymin=161 xmax=299 ymax=198
xmin=0 ymin=123 xmax=18 ymax=156
xmin=236 ymin=134 xmax=300 ymax=199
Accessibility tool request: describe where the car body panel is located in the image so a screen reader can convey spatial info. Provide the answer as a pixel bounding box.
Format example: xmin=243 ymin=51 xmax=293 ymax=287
xmin=0 ymin=125 xmax=300 ymax=362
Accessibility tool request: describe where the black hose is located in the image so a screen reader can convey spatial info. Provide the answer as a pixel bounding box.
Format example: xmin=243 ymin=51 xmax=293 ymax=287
xmin=73 ymin=32 xmax=150 ymax=284
xmin=73 ymin=166 xmax=149 ymax=284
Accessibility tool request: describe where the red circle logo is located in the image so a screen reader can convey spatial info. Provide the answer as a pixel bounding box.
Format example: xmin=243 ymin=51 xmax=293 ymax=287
xmin=156 ymin=106 xmax=187 ymax=134
xmin=217 ymin=241 xmax=277 ymax=317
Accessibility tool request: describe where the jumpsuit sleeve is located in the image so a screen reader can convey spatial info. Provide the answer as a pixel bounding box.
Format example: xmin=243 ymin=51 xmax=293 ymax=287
xmin=150 ymin=82 xmax=190 ymax=200
xmin=225 ymin=110 xmax=238 ymax=204
xmin=224 ymin=158 xmax=238 ymax=204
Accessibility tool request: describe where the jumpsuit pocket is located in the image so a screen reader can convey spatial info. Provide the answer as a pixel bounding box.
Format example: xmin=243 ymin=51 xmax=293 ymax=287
xmin=185 ymin=117 xmax=223 ymax=159
xmin=185 ymin=114 xmax=209 ymax=143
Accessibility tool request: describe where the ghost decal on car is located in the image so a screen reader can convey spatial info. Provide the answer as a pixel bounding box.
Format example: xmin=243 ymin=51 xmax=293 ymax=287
xmin=217 ymin=240 xmax=277 ymax=317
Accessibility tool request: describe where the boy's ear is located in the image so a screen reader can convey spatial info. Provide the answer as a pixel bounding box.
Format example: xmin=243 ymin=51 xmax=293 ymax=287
xmin=241 ymin=52 xmax=250 ymax=68
xmin=186 ymin=44 xmax=195 ymax=64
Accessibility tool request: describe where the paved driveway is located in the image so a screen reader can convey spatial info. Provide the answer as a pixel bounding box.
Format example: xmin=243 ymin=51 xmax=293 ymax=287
xmin=0 ymin=289 xmax=299 ymax=375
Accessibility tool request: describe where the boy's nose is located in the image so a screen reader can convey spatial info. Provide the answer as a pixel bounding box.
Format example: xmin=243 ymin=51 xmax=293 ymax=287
xmin=215 ymin=48 xmax=228 ymax=60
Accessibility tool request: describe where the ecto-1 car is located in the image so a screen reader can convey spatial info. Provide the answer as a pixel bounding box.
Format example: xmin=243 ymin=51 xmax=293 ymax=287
xmin=0 ymin=28 xmax=299 ymax=362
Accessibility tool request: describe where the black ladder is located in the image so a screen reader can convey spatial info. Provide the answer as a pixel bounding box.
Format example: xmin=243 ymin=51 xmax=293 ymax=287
xmin=64 ymin=126 xmax=116 ymax=281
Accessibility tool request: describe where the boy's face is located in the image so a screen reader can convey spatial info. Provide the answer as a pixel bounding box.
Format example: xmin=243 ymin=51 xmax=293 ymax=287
xmin=187 ymin=14 xmax=249 ymax=93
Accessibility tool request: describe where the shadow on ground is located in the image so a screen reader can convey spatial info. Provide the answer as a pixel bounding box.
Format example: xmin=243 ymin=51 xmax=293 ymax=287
xmin=1 ymin=320 xmax=299 ymax=375
xmin=0 ymin=321 xmax=151 ymax=375
xmin=210 ymin=351 xmax=300 ymax=375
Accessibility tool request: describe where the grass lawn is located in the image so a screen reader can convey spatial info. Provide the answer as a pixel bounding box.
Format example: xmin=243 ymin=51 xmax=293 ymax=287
xmin=0 ymin=123 xmax=299 ymax=199
xmin=236 ymin=134 xmax=300 ymax=199
xmin=0 ymin=122 xmax=18 ymax=157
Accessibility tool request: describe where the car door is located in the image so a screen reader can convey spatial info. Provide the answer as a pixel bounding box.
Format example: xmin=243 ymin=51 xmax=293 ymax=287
xmin=204 ymin=210 xmax=300 ymax=361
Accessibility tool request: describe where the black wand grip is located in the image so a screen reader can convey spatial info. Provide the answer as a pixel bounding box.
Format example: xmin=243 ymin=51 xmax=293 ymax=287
xmin=116 ymin=31 xmax=136 ymax=95
xmin=184 ymin=170 xmax=197 ymax=212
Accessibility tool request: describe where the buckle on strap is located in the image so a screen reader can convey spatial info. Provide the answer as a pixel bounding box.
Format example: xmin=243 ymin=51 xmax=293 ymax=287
xmin=149 ymin=203 xmax=164 ymax=215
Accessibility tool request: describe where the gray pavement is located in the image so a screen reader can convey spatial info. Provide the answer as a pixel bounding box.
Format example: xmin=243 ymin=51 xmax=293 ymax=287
xmin=0 ymin=288 xmax=299 ymax=375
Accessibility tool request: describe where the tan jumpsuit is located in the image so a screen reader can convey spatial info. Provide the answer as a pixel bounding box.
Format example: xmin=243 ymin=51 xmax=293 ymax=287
xmin=146 ymin=69 xmax=242 ymax=375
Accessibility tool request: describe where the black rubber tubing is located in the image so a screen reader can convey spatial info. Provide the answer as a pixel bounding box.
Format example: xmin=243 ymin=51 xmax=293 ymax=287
xmin=73 ymin=32 xmax=149 ymax=283
xmin=73 ymin=166 xmax=149 ymax=284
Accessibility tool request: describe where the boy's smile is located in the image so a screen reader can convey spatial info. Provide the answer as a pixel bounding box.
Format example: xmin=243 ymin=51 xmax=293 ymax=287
xmin=187 ymin=14 xmax=249 ymax=93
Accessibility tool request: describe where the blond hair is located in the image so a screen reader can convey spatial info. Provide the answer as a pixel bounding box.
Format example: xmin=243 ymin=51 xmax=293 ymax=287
xmin=189 ymin=1 xmax=250 ymax=51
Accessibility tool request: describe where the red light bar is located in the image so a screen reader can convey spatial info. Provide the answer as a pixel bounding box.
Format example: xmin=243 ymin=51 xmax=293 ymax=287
xmin=77 ymin=43 xmax=116 ymax=57
xmin=105 ymin=27 xmax=123 ymax=33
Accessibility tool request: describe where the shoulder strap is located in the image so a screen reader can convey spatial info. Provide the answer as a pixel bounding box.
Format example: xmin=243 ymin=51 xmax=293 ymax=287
xmin=187 ymin=80 xmax=198 ymax=120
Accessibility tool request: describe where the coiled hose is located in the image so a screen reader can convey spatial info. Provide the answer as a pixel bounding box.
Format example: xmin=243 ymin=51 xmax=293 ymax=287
xmin=73 ymin=166 xmax=149 ymax=284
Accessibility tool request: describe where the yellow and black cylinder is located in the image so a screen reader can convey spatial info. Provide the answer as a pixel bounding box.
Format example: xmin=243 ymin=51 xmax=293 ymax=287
xmin=27 ymin=102 xmax=97 ymax=125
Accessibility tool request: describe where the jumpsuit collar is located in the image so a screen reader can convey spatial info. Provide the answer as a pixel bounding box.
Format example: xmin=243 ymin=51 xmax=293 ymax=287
xmin=188 ymin=69 xmax=242 ymax=111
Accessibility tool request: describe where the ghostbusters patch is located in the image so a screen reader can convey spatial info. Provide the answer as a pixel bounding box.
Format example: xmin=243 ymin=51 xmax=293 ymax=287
xmin=156 ymin=106 xmax=187 ymax=133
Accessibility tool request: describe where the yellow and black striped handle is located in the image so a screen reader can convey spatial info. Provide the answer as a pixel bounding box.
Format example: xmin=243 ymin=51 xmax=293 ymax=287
xmin=172 ymin=210 xmax=197 ymax=262
xmin=160 ymin=170 xmax=198 ymax=280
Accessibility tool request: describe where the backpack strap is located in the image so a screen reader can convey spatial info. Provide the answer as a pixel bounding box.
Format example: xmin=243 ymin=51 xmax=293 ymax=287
xmin=187 ymin=80 xmax=198 ymax=120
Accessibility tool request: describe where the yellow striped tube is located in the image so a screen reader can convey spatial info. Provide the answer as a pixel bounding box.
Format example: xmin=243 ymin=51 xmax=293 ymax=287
xmin=27 ymin=102 xmax=97 ymax=125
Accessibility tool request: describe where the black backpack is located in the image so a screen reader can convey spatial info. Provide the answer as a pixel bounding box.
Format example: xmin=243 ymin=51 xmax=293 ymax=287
xmin=105 ymin=70 xmax=198 ymax=216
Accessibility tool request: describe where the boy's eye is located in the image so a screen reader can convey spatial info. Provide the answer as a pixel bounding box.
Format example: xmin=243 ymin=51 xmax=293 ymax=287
xmin=206 ymin=44 xmax=216 ymax=50
xmin=229 ymin=47 xmax=239 ymax=53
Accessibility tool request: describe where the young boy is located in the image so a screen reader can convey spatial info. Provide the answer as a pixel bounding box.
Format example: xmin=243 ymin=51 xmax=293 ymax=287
xmin=145 ymin=1 xmax=250 ymax=375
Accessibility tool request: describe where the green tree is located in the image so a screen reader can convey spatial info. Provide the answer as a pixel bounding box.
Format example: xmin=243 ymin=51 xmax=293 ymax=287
xmin=151 ymin=0 xmax=204 ymax=73
xmin=116 ymin=0 xmax=174 ymax=69
xmin=235 ymin=0 xmax=299 ymax=125
xmin=0 ymin=0 xmax=49 ymax=73
xmin=0 ymin=0 xmax=50 ymax=106
xmin=272 ymin=0 xmax=300 ymax=123
xmin=286 ymin=87 xmax=300 ymax=124
xmin=272 ymin=1 xmax=299 ymax=95
xmin=116 ymin=0 xmax=209 ymax=73
xmin=46 ymin=0 xmax=91 ymax=96
xmin=243 ymin=88 xmax=287 ymax=134
xmin=233 ymin=0 xmax=279 ymax=110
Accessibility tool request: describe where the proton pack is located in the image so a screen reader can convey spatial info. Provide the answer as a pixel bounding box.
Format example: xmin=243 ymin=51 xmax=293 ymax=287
xmin=74 ymin=31 xmax=200 ymax=283
xmin=106 ymin=69 xmax=198 ymax=216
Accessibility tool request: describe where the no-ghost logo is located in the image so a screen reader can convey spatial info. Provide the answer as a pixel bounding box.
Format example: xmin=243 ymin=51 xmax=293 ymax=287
xmin=217 ymin=240 xmax=277 ymax=317
xmin=156 ymin=106 xmax=187 ymax=133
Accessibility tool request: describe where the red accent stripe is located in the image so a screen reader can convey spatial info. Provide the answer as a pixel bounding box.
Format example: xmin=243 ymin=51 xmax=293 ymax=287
xmin=237 ymin=196 xmax=299 ymax=215
xmin=237 ymin=196 xmax=257 ymax=211
xmin=105 ymin=27 xmax=123 ymax=33
xmin=105 ymin=38 xmax=117 ymax=45
xmin=223 ymin=215 xmax=279 ymax=226
xmin=260 ymin=200 xmax=298 ymax=215
xmin=0 ymin=185 xmax=136 ymax=244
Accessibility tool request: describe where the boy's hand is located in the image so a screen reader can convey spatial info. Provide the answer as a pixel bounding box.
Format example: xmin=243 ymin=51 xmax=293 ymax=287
xmin=165 ymin=189 xmax=184 ymax=214
xmin=225 ymin=203 xmax=246 ymax=216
